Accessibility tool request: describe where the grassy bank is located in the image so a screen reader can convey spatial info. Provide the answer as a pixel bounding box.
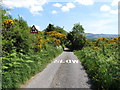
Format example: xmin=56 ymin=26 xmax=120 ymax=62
xmin=2 ymin=46 xmax=62 ymax=88
xmin=1 ymin=9 xmax=66 ymax=89
xmin=74 ymin=38 xmax=120 ymax=89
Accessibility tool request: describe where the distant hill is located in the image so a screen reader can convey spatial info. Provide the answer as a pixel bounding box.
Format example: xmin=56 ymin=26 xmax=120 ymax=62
xmin=86 ymin=33 xmax=119 ymax=39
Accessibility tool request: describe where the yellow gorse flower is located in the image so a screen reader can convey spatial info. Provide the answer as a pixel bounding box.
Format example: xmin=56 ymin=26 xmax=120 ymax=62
xmin=4 ymin=19 xmax=14 ymax=25
xmin=46 ymin=31 xmax=66 ymax=40
xmin=97 ymin=38 xmax=107 ymax=41
xmin=46 ymin=31 xmax=66 ymax=46
xmin=52 ymin=38 xmax=61 ymax=46
xmin=92 ymin=46 xmax=100 ymax=50
xmin=97 ymin=37 xmax=119 ymax=43
xmin=37 ymin=40 xmax=43 ymax=49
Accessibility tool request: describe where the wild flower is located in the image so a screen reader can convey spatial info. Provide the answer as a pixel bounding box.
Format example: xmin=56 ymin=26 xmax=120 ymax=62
xmin=92 ymin=46 xmax=100 ymax=50
xmin=3 ymin=19 xmax=14 ymax=29
xmin=37 ymin=40 xmax=43 ymax=49
xmin=46 ymin=31 xmax=66 ymax=40
xmin=4 ymin=19 xmax=14 ymax=25
xmin=97 ymin=38 xmax=106 ymax=41
xmin=52 ymin=38 xmax=61 ymax=46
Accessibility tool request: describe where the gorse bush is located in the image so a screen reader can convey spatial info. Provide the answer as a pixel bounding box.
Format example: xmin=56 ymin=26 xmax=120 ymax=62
xmin=46 ymin=31 xmax=67 ymax=47
xmin=1 ymin=9 xmax=63 ymax=88
xmin=74 ymin=37 xmax=120 ymax=89
xmin=2 ymin=16 xmax=33 ymax=55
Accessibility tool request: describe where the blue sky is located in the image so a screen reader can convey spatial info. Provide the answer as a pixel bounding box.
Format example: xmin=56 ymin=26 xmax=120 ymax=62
xmin=2 ymin=0 xmax=119 ymax=34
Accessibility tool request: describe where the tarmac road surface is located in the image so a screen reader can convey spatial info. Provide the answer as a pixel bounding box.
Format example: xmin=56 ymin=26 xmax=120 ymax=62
xmin=23 ymin=51 xmax=92 ymax=88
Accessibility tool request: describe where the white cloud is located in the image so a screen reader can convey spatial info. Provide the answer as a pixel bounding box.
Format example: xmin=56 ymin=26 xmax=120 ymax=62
xmin=61 ymin=6 xmax=70 ymax=12
xmin=100 ymin=4 xmax=118 ymax=15
xmin=61 ymin=3 xmax=75 ymax=12
xmin=53 ymin=3 xmax=62 ymax=7
xmin=51 ymin=10 xmax=57 ymax=14
xmin=30 ymin=5 xmax=43 ymax=15
xmin=3 ymin=0 xmax=47 ymax=15
xmin=110 ymin=9 xmax=118 ymax=14
xmin=74 ymin=0 xmax=94 ymax=5
xmin=111 ymin=0 xmax=119 ymax=6
xmin=100 ymin=5 xmax=111 ymax=12
xmin=66 ymin=3 xmax=75 ymax=8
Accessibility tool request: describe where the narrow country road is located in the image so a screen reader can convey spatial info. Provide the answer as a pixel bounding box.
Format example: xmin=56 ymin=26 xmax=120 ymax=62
xmin=23 ymin=50 xmax=92 ymax=88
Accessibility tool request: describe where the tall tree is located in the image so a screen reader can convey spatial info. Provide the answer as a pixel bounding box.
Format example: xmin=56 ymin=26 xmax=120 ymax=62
xmin=67 ymin=23 xmax=86 ymax=50
xmin=44 ymin=24 xmax=55 ymax=32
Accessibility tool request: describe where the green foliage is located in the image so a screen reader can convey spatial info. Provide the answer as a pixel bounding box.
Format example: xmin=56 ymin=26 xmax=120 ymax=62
xmin=72 ymin=23 xmax=84 ymax=33
xmin=44 ymin=24 xmax=67 ymax=34
xmin=67 ymin=23 xmax=86 ymax=50
xmin=55 ymin=26 xmax=67 ymax=35
xmin=74 ymin=39 xmax=120 ymax=89
xmin=43 ymin=24 xmax=67 ymax=49
xmin=2 ymin=9 xmax=63 ymax=89
xmin=44 ymin=23 xmax=55 ymax=32
xmin=2 ymin=43 xmax=62 ymax=89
